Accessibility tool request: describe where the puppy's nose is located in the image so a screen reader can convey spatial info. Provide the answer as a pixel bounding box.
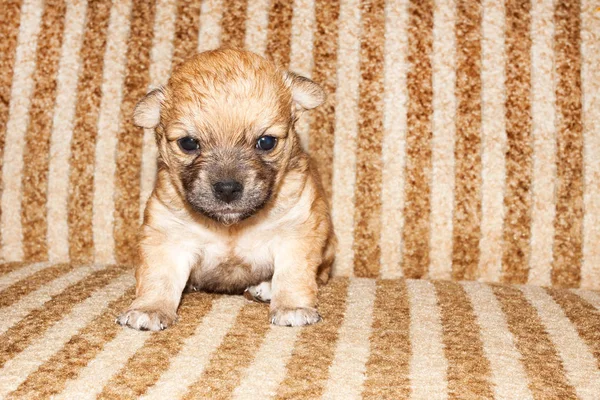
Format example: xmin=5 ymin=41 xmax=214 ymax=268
xmin=213 ymin=180 xmax=243 ymax=203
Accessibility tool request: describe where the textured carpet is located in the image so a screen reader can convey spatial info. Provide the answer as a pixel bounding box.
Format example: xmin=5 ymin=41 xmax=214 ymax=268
xmin=0 ymin=261 xmax=599 ymax=399
xmin=1 ymin=0 xmax=599 ymax=288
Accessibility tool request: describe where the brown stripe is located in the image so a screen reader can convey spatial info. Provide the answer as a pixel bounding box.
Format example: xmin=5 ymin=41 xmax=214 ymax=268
xmin=0 ymin=262 xmax=70 ymax=308
xmin=362 ymin=280 xmax=411 ymax=398
xmin=220 ymin=0 xmax=248 ymax=49
xmin=171 ymin=0 xmax=201 ymax=70
xmin=400 ymin=0 xmax=434 ymax=278
xmin=0 ymin=261 xmax=30 ymax=275
xmin=492 ymin=284 xmax=578 ymax=399
xmin=182 ymin=302 xmax=270 ymax=399
xmin=274 ymin=278 xmax=349 ymax=399
xmin=7 ymin=287 xmax=135 ymax=399
xmin=265 ymin=0 xmax=293 ymax=68
xmin=501 ymin=0 xmax=533 ymax=284
xmin=0 ymin=264 xmax=127 ymax=368
xmin=20 ymin=0 xmax=67 ymax=262
xmin=98 ymin=292 xmax=216 ymax=398
xmin=0 ymin=0 xmax=23 ymax=256
xmin=351 ymin=0 xmax=385 ymax=278
xmin=308 ymin=0 xmax=340 ymax=202
xmin=113 ymin=0 xmax=157 ymax=266
xmin=551 ymin=0 xmax=584 ymax=288
xmin=434 ymin=280 xmax=493 ymax=398
xmin=67 ymin=0 xmax=112 ymax=263
xmin=451 ymin=0 xmax=483 ymax=281
xmin=547 ymin=288 xmax=600 ymax=367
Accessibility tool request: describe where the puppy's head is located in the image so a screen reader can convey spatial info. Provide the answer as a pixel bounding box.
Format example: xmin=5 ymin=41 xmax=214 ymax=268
xmin=134 ymin=49 xmax=325 ymax=224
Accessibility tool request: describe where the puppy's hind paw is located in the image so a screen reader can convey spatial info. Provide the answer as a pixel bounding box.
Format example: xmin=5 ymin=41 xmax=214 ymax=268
xmin=116 ymin=309 xmax=175 ymax=331
xmin=244 ymin=281 xmax=272 ymax=303
xmin=269 ymin=307 xmax=321 ymax=327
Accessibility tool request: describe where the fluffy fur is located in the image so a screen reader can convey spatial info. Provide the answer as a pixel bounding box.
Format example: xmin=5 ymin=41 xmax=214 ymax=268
xmin=117 ymin=49 xmax=336 ymax=330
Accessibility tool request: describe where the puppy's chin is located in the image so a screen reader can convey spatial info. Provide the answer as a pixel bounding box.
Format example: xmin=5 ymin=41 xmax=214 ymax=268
xmin=185 ymin=199 xmax=262 ymax=226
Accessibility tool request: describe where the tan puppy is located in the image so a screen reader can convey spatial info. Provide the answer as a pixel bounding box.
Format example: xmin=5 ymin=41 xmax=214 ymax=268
xmin=117 ymin=48 xmax=336 ymax=331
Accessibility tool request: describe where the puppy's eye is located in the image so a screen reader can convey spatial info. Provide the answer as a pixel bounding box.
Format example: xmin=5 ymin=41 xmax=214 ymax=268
xmin=178 ymin=137 xmax=200 ymax=154
xmin=256 ymin=136 xmax=277 ymax=151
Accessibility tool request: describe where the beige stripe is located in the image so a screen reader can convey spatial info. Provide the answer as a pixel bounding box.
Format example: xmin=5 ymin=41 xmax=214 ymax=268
xmin=379 ymin=0 xmax=408 ymax=279
xmin=520 ymin=285 xmax=600 ymax=399
xmin=288 ymin=0 xmax=316 ymax=150
xmin=243 ymin=0 xmax=270 ymax=55
xmin=0 ymin=0 xmax=44 ymax=261
xmin=322 ymin=278 xmax=376 ymax=399
xmin=477 ymin=0 xmax=507 ymax=282
xmin=0 ymin=264 xmax=108 ymax=335
xmin=92 ymin=0 xmax=133 ymax=264
xmin=406 ymin=279 xmax=447 ymax=399
xmin=461 ymin=282 xmax=533 ymax=400
xmin=330 ymin=0 xmax=361 ymax=277
xmin=140 ymin=296 xmax=244 ymax=399
xmin=528 ymin=0 xmax=556 ymax=287
xmin=571 ymin=289 xmax=600 ymax=311
xmin=581 ymin=0 xmax=600 ymax=289
xmin=46 ymin=0 xmax=88 ymax=262
xmin=197 ymin=0 xmax=224 ymax=52
xmin=140 ymin=0 xmax=178 ymax=223
xmin=231 ymin=326 xmax=300 ymax=399
xmin=0 ymin=272 xmax=133 ymax=398
xmin=0 ymin=261 xmax=51 ymax=292
xmin=428 ymin=0 xmax=456 ymax=280
xmin=56 ymin=329 xmax=150 ymax=400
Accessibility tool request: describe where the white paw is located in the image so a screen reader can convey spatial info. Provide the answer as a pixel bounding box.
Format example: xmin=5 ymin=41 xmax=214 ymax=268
xmin=245 ymin=281 xmax=272 ymax=303
xmin=116 ymin=309 xmax=175 ymax=331
xmin=270 ymin=307 xmax=321 ymax=327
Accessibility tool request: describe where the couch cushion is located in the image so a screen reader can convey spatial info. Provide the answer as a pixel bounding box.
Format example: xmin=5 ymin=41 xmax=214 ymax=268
xmin=1 ymin=0 xmax=599 ymax=289
xmin=0 ymin=262 xmax=599 ymax=398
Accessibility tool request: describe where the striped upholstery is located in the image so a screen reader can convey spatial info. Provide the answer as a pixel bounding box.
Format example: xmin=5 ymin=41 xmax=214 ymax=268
xmin=0 ymin=262 xmax=600 ymax=398
xmin=1 ymin=0 xmax=600 ymax=288
xmin=1 ymin=1 xmax=600 ymax=398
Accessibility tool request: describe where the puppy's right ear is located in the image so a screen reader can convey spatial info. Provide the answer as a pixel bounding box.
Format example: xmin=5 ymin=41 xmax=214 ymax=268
xmin=133 ymin=87 xmax=166 ymax=128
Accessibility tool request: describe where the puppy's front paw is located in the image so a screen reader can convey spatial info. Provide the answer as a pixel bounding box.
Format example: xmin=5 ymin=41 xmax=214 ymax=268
xmin=116 ymin=309 xmax=175 ymax=331
xmin=269 ymin=307 xmax=321 ymax=327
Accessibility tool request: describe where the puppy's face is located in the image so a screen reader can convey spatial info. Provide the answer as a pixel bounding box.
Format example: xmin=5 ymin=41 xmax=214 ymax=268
xmin=134 ymin=49 xmax=324 ymax=224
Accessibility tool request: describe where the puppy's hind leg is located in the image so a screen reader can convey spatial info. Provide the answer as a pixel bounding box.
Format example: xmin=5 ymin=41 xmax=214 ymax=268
xmin=244 ymin=281 xmax=272 ymax=303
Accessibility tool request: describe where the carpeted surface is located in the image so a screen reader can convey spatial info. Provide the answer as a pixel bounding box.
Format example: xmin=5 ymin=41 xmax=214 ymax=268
xmin=0 ymin=262 xmax=599 ymax=399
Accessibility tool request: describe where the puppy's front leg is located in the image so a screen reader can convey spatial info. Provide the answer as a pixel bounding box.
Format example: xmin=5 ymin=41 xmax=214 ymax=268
xmin=270 ymin=241 xmax=321 ymax=327
xmin=117 ymin=245 xmax=194 ymax=331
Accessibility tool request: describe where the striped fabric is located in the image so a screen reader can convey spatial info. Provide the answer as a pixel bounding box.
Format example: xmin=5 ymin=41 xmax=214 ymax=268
xmin=0 ymin=262 xmax=599 ymax=398
xmin=1 ymin=0 xmax=599 ymax=288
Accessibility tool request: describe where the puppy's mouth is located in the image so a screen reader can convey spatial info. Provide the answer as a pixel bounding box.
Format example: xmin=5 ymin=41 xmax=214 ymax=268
xmin=185 ymin=196 xmax=270 ymax=225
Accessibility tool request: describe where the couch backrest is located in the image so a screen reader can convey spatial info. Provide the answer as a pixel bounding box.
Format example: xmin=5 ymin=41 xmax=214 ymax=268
xmin=1 ymin=0 xmax=598 ymax=289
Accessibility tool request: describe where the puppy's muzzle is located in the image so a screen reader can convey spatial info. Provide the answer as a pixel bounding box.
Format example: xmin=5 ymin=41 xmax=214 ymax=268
xmin=213 ymin=180 xmax=244 ymax=203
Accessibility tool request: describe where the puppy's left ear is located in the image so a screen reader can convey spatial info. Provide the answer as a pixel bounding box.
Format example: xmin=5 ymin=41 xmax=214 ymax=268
xmin=133 ymin=87 xmax=166 ymax=128
xmin=285 ymin=72 xmax=326 ymax=110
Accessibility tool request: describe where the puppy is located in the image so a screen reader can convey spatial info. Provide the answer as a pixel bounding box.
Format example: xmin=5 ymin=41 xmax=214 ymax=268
xmin=117 ymin=48 xmax=336 ymax=331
